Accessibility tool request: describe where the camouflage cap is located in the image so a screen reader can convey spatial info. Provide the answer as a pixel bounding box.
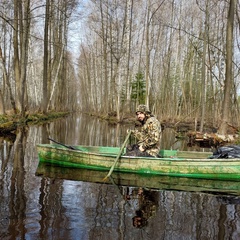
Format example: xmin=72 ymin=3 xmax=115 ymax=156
xmin=136 ymin=104 xmax=151 ymax=114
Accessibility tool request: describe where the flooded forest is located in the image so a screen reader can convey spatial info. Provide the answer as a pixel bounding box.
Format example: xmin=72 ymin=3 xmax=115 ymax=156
xmin=1 ymin=1 xmax=240 ymax=239
xmin=0 ymin=0 xmax=239 ymax=135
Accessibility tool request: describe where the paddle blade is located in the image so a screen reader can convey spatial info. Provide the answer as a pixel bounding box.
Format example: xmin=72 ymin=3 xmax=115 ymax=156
xmin=102 ymin=176 xmax=108 ymax=182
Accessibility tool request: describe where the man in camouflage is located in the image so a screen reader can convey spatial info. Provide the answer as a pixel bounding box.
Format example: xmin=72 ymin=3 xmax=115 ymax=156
xmin=126 ymin=105 xmax=161 ymax=157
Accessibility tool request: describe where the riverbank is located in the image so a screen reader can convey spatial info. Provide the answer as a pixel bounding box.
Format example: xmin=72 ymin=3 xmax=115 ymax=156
xmin=0 ymin=112 xmax=69 ymax=134
xmin=0 ymin=111 xmax=239 ymax=147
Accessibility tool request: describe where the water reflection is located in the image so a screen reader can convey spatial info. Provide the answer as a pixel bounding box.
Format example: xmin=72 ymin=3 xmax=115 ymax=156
xmin=1 ymin=127 xmax=28 ymax=239
xmin=0 ymin=113 xmax=240 ymax=240
xmin=129 ymin=187 xmax=158 ymax=228
xmin=35 ymin=163 xmax=240 ymax=196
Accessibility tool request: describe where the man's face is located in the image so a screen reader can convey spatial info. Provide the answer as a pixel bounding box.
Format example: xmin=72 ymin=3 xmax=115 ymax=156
xmin=136 ymin=112 xmax=145 ymax=122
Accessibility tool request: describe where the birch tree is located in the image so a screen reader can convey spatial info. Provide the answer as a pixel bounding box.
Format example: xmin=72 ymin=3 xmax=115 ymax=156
xmin=218 ymin=0 xmax=236 ymax=134
xmin=42 ymin=0 xmax=50 ymax=113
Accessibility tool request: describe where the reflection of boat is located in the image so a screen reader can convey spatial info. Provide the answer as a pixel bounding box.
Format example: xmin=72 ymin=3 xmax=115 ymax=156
xmin=35 ymin=162 xmax=240 ymax=196
xmin=37 ymin=144 xmax=240 ymax=181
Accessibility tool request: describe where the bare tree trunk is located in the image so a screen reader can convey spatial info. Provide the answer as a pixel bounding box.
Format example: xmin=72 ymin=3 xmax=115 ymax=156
xmin=12 ymin=0 xmax=31 ymax=117
xmin=100 ymin=0 xmax=109 ymax=114
xmin=0 ymin=47 xmax=17 ymax=114
xmin=145 ymin=0 xmax=150 ymax=107
xmin=218 ymin=0 xmax=236 ymax=134
xmin=13 ymin=0 xmax=21 ymax=112
xmin=125 ymin=0 xmax=133 ymax=113
xmin=47 ymin=46 xmax=64 ymax=111
xmin=200 ymin=1 xmax=209 ymax=132
xmin=19 ymin=0 xmax=31 ymax=117
xmin=42 ymin=0 xmax=50 ymax=113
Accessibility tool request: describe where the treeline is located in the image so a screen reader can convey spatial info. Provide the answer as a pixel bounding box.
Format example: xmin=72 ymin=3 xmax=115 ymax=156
xmin=0 ymin=0 xmax=79 ymax=117
xmin=0 ymin=0 xmax=239 ymax=135
xmin=78 ymin=0 xmax=240 ymax=134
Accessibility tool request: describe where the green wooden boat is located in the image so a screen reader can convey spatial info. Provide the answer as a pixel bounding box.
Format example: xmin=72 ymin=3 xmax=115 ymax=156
xmin=36 ymin=144 xmax=240 ymax=181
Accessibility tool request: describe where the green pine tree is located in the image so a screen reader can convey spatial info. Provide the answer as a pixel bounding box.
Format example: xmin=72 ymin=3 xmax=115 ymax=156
xmin=131 ymin=72 xmax=146 ymax=105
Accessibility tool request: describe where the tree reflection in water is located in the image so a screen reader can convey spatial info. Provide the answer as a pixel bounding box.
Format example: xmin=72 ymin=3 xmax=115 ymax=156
xmin=2 ymin=127 xmax=28 ymax=238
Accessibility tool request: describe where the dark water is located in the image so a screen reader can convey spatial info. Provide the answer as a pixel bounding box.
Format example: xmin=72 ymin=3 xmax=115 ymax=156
xmin=0 ymin=113 xmax=240 ymax=240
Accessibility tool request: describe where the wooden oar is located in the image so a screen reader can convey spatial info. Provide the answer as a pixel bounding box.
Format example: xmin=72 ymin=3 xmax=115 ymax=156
xmin=103 ymin=130 xmax=131 ymax=181
xmin=48 ymin=137 xmax=77 ymax=150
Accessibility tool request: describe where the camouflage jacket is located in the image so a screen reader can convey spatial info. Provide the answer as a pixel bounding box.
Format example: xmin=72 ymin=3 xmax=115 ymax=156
xmin=132 ymin=116 xmax=161 ymax=157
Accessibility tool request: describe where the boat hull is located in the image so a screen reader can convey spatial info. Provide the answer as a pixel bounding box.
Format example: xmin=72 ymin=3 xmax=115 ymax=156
xmin=37 ymin=144 xmax=240 ymax=181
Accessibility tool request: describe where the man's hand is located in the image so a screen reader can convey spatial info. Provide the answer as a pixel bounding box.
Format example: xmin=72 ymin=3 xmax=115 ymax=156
xmin=139 ymin=145 xmax=145 ymax=152
xmin=127 ymin=129 xmax=133 ymax=134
